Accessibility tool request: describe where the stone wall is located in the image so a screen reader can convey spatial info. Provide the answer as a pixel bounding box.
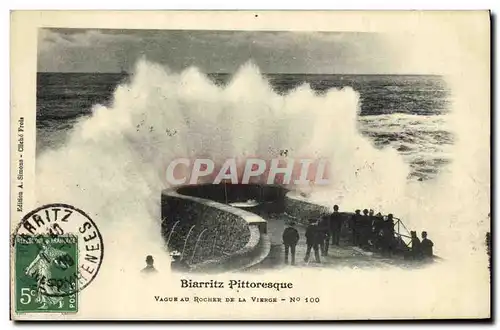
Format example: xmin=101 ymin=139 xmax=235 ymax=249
xmin=283 ymin=193 xmax=330 ymax=225
xmin=161 ymin=190 xmax=266 ymax=271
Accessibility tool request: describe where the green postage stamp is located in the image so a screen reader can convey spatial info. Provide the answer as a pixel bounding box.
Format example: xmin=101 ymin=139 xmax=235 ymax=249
xmin=15 ymin=235 xmax=79 ymax=313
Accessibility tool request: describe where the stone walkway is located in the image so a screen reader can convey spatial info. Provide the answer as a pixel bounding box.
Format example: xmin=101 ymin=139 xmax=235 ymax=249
xmin=243 ymin=211 xmax=438 ymax=272
xmin=252 ymin=213 xmax=435 ymax=271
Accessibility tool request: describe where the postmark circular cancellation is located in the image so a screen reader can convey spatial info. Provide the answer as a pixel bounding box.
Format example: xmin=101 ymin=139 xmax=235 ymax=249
xmin=13 ymin=203 xmax=104 ymax=309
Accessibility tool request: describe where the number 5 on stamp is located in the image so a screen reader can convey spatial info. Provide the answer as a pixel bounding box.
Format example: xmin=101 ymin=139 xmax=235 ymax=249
xmin=15 ymin=235 xmax=79 ymax=313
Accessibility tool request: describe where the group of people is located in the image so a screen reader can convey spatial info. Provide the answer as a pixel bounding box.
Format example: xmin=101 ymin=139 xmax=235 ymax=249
xmin=282 ymin=205 xmax=435 ymax=265
xmin=141 ymin=250 xmax=191 ymax=273
xmin=350 ymin=208 xmax=399 ymax=253
xmin=410 ymin=230 xmax=435 ymax=260
xmin=281 ymin=218 xmax=324 ymax=265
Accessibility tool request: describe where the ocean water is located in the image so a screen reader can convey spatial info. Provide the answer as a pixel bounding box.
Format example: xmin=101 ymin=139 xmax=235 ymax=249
xmin=31 ymin=62 xmax=489 ymax=316
xmin=37 ymin=71 xmax=451 ymax=181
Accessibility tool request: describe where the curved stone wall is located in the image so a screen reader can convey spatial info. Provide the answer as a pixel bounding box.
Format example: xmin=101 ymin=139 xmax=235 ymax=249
xmin=284 ymin=193 xmax=356 ymax=225
xmin=284 ymin=193 xmax=330 ymax=223
xmin=161 ymin=184 xmax=346 ymax=271
xmin=161 ymin=187 xmax=269 ymax=272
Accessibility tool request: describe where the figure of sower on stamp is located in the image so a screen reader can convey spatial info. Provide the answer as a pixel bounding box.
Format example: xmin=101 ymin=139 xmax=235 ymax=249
xmin=23 ymin=233 xmax=76 ymax=310
xmin=13 ymin=204 xmax=103 ymax=313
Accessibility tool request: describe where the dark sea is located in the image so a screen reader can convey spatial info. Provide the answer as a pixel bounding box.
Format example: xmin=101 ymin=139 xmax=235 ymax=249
xmin=36 ymin=72 xmax=452 ymax=180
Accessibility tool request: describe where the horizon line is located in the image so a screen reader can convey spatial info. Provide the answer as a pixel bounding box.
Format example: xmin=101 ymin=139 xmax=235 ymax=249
xmin=37 ymin=71 xmax=443 ymax=76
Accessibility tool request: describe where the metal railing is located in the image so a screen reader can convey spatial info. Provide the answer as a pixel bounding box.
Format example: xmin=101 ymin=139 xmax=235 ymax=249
xmin=393 ymin=217 xmax=412 ymax=246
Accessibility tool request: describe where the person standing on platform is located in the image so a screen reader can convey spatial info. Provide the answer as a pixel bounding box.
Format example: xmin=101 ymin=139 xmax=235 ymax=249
xmin=373 ymin=212 xmax=385 ymax=250
xmin=282 ymin=221 xmax=300 ymax=265
xmin=368 ymin=209 xmax=376 ymax=243
xmin=352 ymin=209 xmax=362 ymax=246
xmin=410 ymin=231 xmax=422 ymax=259
xmin=304 ymin=219 xmax=321 ymax=263
xmin=383 ymin=213 xmax=396 ymax=254
xmin=420 ymin=231 xmax=434 ymax=259
xmin=360 ymin=209 xmax=370 ymax=247
xmin=141 ymin=255 xmax=158 ymax=273
xmin=330 ymin=205 xmax=342 ymax=246
xmin=318 ymin=215 xmax=330 ymax=256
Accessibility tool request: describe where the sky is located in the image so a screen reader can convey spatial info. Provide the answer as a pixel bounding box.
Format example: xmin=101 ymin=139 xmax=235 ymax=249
xmin=37 ymin=28 xmax=426 ymax=74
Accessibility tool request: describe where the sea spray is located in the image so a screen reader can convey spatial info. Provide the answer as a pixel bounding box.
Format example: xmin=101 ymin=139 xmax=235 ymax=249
xmin=35 ymin=59 xmax=413 ymax=270
xmin=33 ymin=59 xmax=489 ymax=318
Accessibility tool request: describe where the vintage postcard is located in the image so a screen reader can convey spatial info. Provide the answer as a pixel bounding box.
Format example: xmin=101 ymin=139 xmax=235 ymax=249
xmin=10 ymin=10 xmax=491 ymax=320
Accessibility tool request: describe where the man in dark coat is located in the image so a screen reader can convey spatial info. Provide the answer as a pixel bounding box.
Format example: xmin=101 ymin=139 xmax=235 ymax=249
xmin=330 ymin=205 xmax=342 ymax=246
xmin=141 ymin=255 xmax=158 ymax=273
xmin=359 ymin=209 xmax=371 ymax=247
xmin=383 ymin=213 xmax=396 ymax=253
xmin=282 ymin=221 xmax=300 ymax=265
xmin=304 ymin=219 xmax=321 ymax=263
xmin=410 ymin=231 xmax=422 ymax=259
xmin=351 ymin=210 xmax=362 ymax=246
xmin=318 ymin=215 xmax=330 ymax=256
xmin=420 ymin=231 xmax=434 ymax=258
xmin=372 ymin=212 xmax=385 ymax=249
